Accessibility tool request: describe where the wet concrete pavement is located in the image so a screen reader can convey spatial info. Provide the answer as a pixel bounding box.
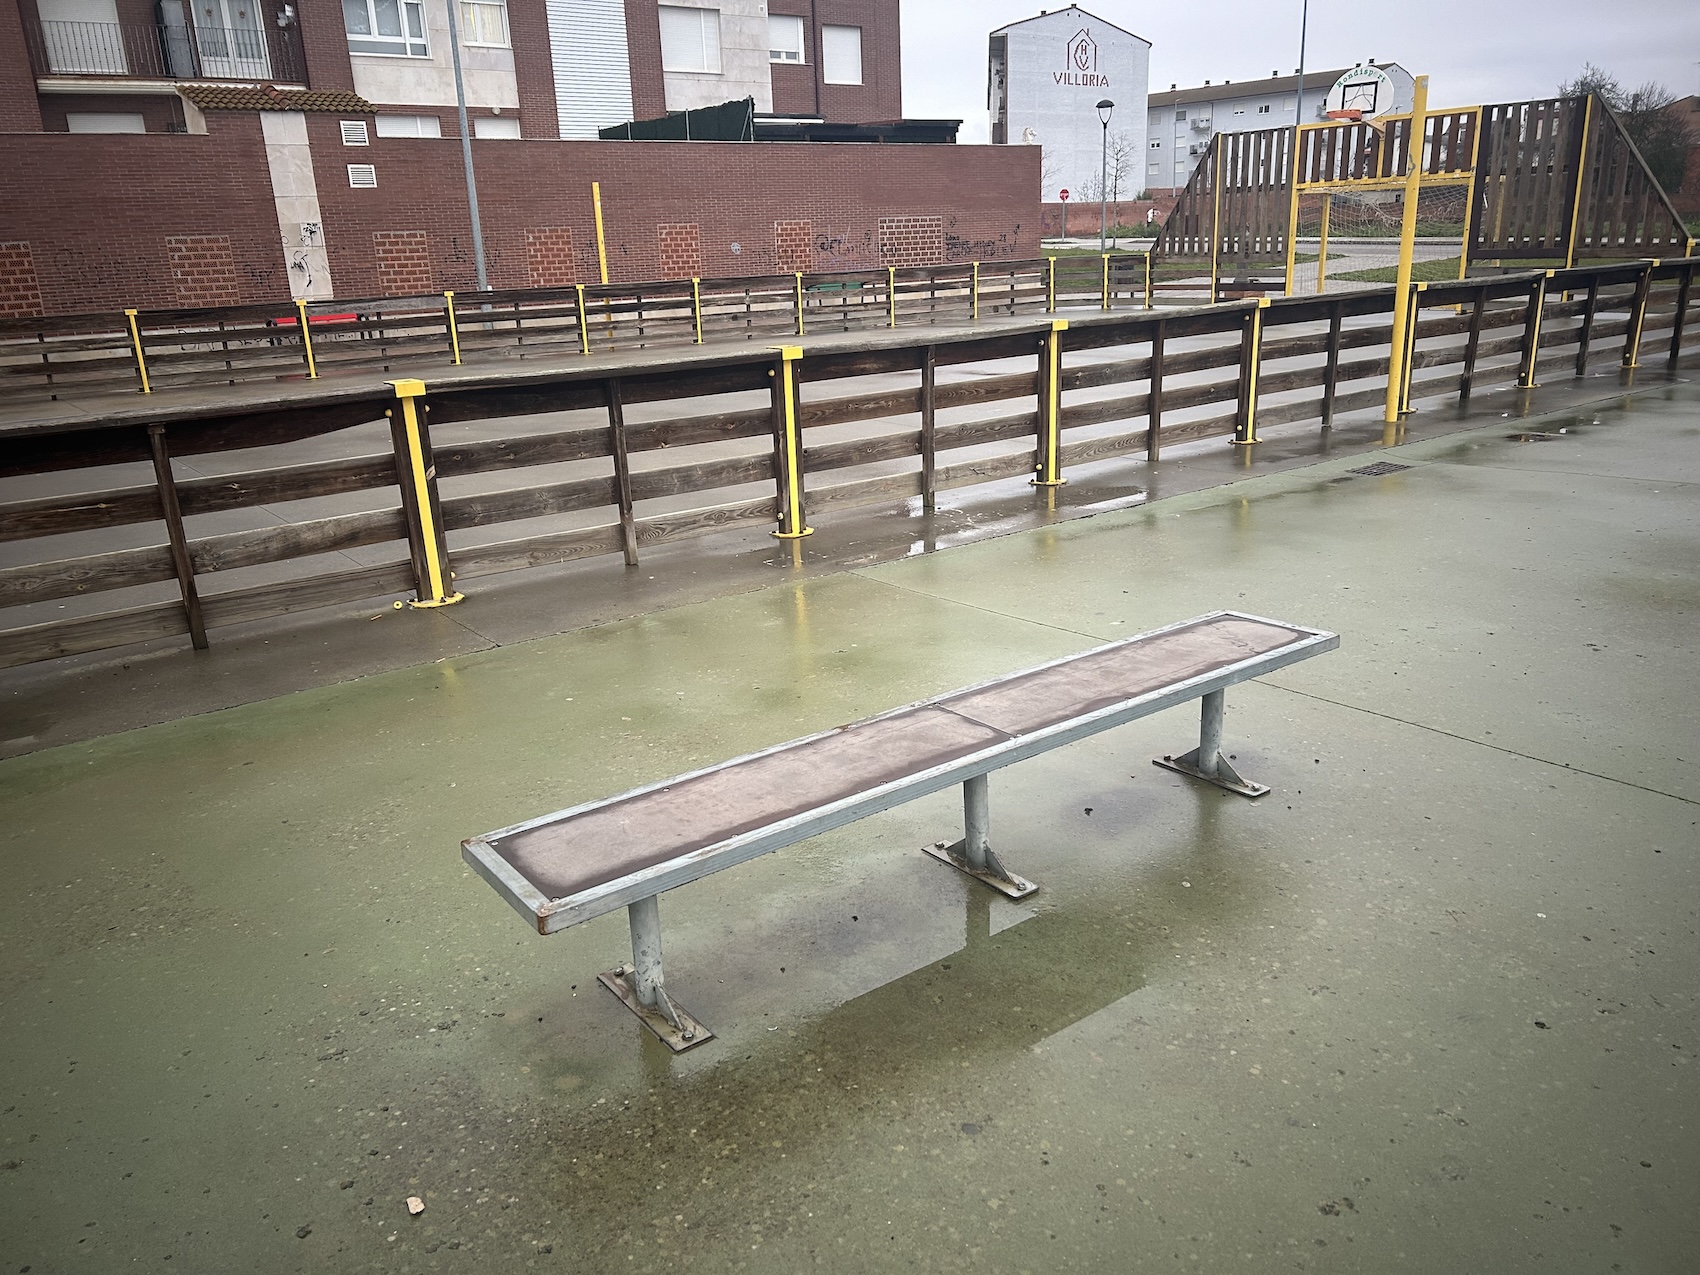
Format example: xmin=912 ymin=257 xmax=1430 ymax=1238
xmin=1 ymin=379 xmax=1696 ymax=1272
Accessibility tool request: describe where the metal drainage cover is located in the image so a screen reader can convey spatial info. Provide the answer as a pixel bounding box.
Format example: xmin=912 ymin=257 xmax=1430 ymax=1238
xmin=1347 ymin=461 xmax=1413 ymax=477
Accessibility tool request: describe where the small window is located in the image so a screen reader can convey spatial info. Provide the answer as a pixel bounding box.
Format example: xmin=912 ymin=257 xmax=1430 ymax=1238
xmin=340 ymin=119 xmax=370 ymax=145
xmin=821 ymin=23 xmax=861 ymax=85
xmin=769 ymin=13 xmax=804 ymax=63
xmin=1149 ymin=138 xmax=1161 ymax=149
xmin=374 ymin=114 xmax=442 ymax=137
xmin=344 ymin=0 xmax=428 ymax=56
xmin=659 ymin=5 xmax=722 ymax=74
xmin=348 ymin=163 xmax=378 ymax=188
xmin=473 ymin=115 xmax=521 ymax=138
xmin=1174 ymin=109 xmax=1186 ymax=121
xmin=1233 ymin=107 xmax=1245 ymax=115
xmin=1257 ymin=103 xmax=1271 ymax=114
xmin=459 ymin=0 xmax=508 ymax=46
xmin=1284 ymin=101 xmax=1295 ymax=111
xmin=65 ymin=112 xmax=146 ymax=133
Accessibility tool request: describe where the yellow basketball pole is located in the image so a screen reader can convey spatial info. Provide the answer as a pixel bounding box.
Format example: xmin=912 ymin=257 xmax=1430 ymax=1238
xmin=1453 ymin=107 xmax=1485 ymax=310
xmin=591 ymin=181 xmax=610 ymax=285
xmin=1283 ymin=128 xmax=1303 ymax=297
xmin=1385 ymin=75 xmax=1429 ymax=424
xmin=1210 ymin=141 xmax=1224 ymax=304
xmin=1562 ymin=96 xmax=1593 ymax=276
xmin=1316 ymin=196 xmax=1332 ymax=294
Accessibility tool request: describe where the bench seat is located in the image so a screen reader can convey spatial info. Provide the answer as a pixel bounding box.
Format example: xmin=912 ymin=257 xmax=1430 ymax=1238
xmin=464 ymin=610 xmax=1338 ymax=1049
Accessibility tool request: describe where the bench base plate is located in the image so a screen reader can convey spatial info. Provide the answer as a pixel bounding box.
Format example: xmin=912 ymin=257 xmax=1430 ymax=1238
xmin=597 ymin=966 xmax=715 ymax=1053
xmin=923 ymin=841 xmax=1039 ymax=900
xmin=1151 ymin=750 xmax=1270 ymax=799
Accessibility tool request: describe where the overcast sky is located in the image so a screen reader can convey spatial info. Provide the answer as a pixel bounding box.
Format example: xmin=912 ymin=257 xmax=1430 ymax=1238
xmin=902 ymin=0 xmax=1700 ymax=142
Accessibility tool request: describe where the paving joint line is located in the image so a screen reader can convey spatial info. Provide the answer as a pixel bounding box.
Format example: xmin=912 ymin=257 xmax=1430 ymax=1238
xmin=1258 ymin=680 xmax=1699 ymax=808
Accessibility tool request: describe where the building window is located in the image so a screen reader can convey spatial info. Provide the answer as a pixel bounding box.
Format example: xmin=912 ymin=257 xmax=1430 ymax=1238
xmin=1149 ymin=138 xmax=1161 ymax=148
xmin=459 ymin=0 xmax=508 ymax=47
xmin=66 ymin=112 xmax=146 ymax=133
xmin=1174 ymin=109 xmax=1186 ymax=121
xmin=1257 ymin=103 xmax=1271 ymax=114
xmin=473 ymin=115 xmax=521 ymax=138
xmin=1232 ymin=107 xmax=1245 ymax=115
xmin=343 ymin=0 xmax=428 ymax=57
xmin=769 ymin=13 xmax=804 ymax=63
xmin=659 ymin=5 xmax=722 ymax=74
xmin=821 ymin=24 xmax=861 ymax=84
xmin=375 ymin=113 xmax=443 ymax=137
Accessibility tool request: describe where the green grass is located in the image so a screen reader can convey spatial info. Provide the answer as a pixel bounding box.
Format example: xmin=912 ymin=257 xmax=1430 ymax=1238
xmin=1330 ymin=256 xmax=1464 ymax=284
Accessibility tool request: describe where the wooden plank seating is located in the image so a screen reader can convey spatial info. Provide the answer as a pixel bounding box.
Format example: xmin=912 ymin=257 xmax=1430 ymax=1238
xmin=464 ymin=611 xmax=1338 ymax=1051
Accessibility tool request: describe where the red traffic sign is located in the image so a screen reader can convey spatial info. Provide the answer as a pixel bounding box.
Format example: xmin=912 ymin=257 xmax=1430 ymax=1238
xmin=1059 ymin=188 xmax=1071 ymax=201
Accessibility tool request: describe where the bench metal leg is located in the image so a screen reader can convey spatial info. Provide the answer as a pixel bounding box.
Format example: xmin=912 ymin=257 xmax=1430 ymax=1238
xmin=923 ymin=772 xmax=1039 ymax=899
xmin=597 ymin=895 xmax=714 ymax=1052
xmin=1152 ymin=688 xmax=1269 ymax=798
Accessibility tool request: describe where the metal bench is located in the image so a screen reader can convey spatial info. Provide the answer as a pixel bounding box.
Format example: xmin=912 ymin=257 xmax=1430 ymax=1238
xmin=462 ymin=611 xmax=1338 ymax=1051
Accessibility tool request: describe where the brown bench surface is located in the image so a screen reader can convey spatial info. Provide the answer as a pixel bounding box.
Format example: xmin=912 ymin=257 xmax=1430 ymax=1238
xmin=485 ymin=613 xmax=1311 ymax=902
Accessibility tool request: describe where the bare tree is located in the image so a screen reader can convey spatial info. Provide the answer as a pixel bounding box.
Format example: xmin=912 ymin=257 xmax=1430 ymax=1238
xmin=1106 ymin=130 xmax=1138 ymax=205
xmin=1559 ymin=63 xmax=1693 ymax=193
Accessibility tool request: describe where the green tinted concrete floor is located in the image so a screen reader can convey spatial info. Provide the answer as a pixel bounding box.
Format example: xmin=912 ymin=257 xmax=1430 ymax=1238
xmin=2 ymin=387 xmax=1696 ymax=1273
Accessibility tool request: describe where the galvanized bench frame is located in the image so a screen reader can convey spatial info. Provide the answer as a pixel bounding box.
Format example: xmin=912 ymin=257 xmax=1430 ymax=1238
xmin=463 ymin=611 xmax=1339 ymax=1051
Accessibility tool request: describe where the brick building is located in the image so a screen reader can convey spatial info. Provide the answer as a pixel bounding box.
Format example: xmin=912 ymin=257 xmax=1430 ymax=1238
xmin=1 ymin=0 xmax=1037 ymax=316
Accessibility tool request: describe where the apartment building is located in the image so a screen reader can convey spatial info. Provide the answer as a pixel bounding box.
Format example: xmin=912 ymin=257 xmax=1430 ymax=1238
xmin=3 ymin=0 xmax=901 ymax=140
xmin=1143 ymin=62 xmax=1413 ymax=193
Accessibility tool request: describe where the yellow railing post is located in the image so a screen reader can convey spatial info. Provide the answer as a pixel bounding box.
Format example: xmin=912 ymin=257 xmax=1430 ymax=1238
xmin=1519 ymin=271 xmax=1552 ymax=387
xmin=1234 ymin=298 xmax=1270 ymax=445
xmin=1384 ymin=74 xmax=1429 ymax=422
xmin=1400 ymin=282 xmax=1427 ymax=412
xmin=1455 ymin=107 xmax=1485 ymax=303
xmin=1283 ymin=127 xmax=1303 ymax=296
xmin=575 ymin=284 xmax=590 ymax=355
xmin=443 ymin=290 xmax=462 ymax=364
xmin=294 ymin=298 xmax=317 ymax=378
xmin=1143 ymin=250 xmax=1153 ymax=310
xmin=386 ymin=378 xmax=463 ymax=608
xmin=1210 ymin=140 xmax=1224 ymax=304
xmin=123 ymin=308 xmax=151 ymax=393
xmin=1046 ymin=256 xmax=1056 ymax=312
xmin=1032 ymin=318 xmax=1069 ymax=486
xmin=1316 ymin=195 xmax=1332 ymax=295
xmin=1562 ymin=96 xmax=1593 ymax=278
xmin=770 ymin=345 xmax=811 ymax=539
xmin=887 ymin=265 xmax=897 ymax=327
xmin=591 ymin=181 xmax=610 ymax=285
xmin=971 ymin=261 xmax=980 ymax=320
xmin=1101 ymin=253 xmax=1111 ymax=310
xmin=1623 ymin=259 xmax=1657 ymax=370
xmin=794 ymin=272 xmax=805 ymax=337
xmin=691 ymin=276 xmax=703 ymax=344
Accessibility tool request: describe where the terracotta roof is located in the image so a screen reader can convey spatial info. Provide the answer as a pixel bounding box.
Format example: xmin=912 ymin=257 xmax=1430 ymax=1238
xmin=178 ymin=85 xmax=375 ymax=113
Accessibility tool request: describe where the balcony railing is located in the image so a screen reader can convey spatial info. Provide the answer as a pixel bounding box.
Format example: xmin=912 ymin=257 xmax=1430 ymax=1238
xmin=24 ymin=19 xmax=305 ymax=84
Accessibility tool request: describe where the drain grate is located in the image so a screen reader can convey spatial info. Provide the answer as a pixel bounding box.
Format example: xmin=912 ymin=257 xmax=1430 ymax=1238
xmin=1347 ymin=461 xmax=1413 ymax=477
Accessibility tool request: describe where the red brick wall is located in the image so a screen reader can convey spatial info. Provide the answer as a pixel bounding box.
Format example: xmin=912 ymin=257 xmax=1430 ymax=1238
xmin=0 ymin=117 xmax=288 ymax=314
xmin=38 ymin=93 xmax=189 ymax=134
xmin=1040 ymin=197 xmax=1178 ymax=238
xmin=766 ymin=0 xmax=902 ymax=123
xmin=508 ymin=0 xmax=559 ymax=139
xmin=623 ymin=0 xmax=666 ymax=120
xmin=774 ymin=219 xmax=813 ymax=272
xmin=0 ymin=242 xmax=44 ymax=318
xmin=657 ymin=223 xmax=702 ymax=278
xmin=878 ymin=216 xmax=944 ymax=267
xmin=295 ymin=0 xmax=356 ymax=90
xmin=374 ymin=230 xmax=432 ymax=295
xmin=167 ymin=235 xmax=241 ymax=305
xmin=526 ymin=226 xmax=578 ymax=287
xmin=0 ymin=0 xmax=43 ymax=131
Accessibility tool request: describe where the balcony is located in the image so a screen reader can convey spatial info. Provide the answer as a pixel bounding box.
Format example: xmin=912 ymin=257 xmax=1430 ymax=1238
xmin=24 ymin=18 xmax=306 ymax=85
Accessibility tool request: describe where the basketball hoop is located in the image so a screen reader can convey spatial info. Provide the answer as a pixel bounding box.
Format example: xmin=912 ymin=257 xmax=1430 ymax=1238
xmin=1325 ymin=109 xmax=1364 ymax=121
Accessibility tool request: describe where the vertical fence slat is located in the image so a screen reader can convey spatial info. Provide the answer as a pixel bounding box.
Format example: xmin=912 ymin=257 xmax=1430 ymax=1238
xmin=607 ymin=378 xmax=639 ymax=566
xmin=145 ymin=425 xmax=207 ymax=650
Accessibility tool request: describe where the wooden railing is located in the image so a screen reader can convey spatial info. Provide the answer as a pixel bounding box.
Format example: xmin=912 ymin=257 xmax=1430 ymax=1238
xmin=0 ymin=258 xmax=1691 ymax=669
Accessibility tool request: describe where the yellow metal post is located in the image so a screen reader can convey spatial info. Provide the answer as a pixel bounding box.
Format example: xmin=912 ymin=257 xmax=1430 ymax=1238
xmin=1234 ymin=298 xmax=1270 ymax=445
xmin=1210 ymin=140 xmax=1224 ymax=304
xmin=770 ymin=346 xmax=811 ymax=539
xmin=575 ymin=284 xmax=590 ymax=355
xmin=1562 ymin=96 xmax=1593 ymax=276
xmin=387 ymin=378 xmax=463 ymax=608
xmin=1384 ymin=74 xmax=1429 ymax=423
xmin=1283 ymin=128 xmax=1303 ymax=296
xmin=1519 ymin=271 xmax=1553 ymax=387
xmin=443 ymin=290 xmax=462 ymax=364
xmin=1143 ymin=249 xmax=1153 ymax=309
xmin=123 ymin=308 xmax=151 ymax=393
xmin=1400 ymin=282 xmax=1427 ymax=413
xmin=1046 ymin=256 xmax=1056 ymax=312
xmin=1316 ymin=195 xmax=1332 ymax=294
xmin=887 ymin=266 xmax=897 ymax=327
xmin=691 ymin=277 xmax=703 ymax=344
xmin=1032 ymin=318 xmax=1069 ymax=486
xmin=1623 ymin=259 xmax=1657 ymax=370
xmin=971 ymin=261 xmax=980 ymax=320
xmin=294 ymin=298 xmax=317 ymax=378
xmin=794 ymin=272 xmax=805 ymax=336
xmin=1101 ymin=253 xmax=1111 ymax=310
xmin=591 ymin=181 xmax=610 ymax=285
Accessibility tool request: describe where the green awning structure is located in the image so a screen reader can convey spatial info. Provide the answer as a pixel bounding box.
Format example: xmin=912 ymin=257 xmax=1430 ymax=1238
xmin=599 ymin=97 xmax=756 ymax=142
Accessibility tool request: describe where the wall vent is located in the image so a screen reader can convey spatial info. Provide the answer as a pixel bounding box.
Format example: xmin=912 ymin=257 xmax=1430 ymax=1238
xmin=340 ymin=119 xmax=370 ymax=146
xmin=347 ymin=164 xmax=378 ymax=188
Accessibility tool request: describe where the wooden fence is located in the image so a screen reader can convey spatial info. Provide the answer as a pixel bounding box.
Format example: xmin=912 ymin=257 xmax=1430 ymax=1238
xmin=0 ymin=257 xmax=1691 ymax=669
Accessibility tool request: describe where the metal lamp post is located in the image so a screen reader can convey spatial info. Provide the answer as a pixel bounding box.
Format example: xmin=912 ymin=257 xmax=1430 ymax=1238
xmin=445 ymin=0 xmax=489 ymax=291
xmin=1096 ymin=98 xmax=1114 ymax=253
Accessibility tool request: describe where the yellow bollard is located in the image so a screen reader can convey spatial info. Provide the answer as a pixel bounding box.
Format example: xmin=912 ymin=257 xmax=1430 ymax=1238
xmin=124 ymin=308 xmax=151 ymax=393
xmin=443 ymin=290 xmax=462 ymax=365
xmin=387 ymin=378 xmax=463 ymax=608
xmin=691 ymin=277 xmax=703 ymax=344
xmin=294 ymin=298 xmax=317 ymax=378
xmin=1032 ymin=319 xmax=1069 ymax=486
xmin=770 ymin=345 xmax=812 ymax=539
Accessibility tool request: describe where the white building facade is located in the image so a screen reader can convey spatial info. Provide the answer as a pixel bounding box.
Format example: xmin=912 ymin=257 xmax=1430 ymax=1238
xmin=988 ymin=6 xmax=1150 ymax=201
xmin=1143 ymin=62 xmax=1414 ymax=193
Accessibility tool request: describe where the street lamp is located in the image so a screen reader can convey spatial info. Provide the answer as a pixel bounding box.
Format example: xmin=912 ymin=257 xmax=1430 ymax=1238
xmin=1096 ymin=98 xmax=1114 ymax=254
